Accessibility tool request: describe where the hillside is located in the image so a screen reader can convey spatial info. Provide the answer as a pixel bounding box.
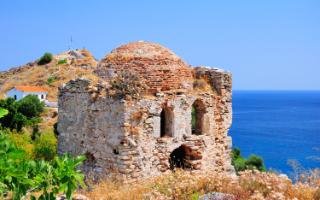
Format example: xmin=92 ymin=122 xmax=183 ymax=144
xmin=0 ymin=49 xmax=99 ymax=101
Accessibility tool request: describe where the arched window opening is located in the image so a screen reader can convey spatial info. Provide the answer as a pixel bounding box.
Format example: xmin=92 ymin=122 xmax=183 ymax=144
xmin=191 ymin=99 xmax=205 ymax=135
xmin=160 ymin=107 xmax=174 ymax=137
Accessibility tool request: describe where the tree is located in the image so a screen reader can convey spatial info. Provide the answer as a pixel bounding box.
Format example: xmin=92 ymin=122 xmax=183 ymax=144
xmin=16 ymin=95 xmax=44 ymax=118
xmin=0 ymin=98 xmax=20 ymax=130
xmin=0 ymin=96 xmax=44 ymax=131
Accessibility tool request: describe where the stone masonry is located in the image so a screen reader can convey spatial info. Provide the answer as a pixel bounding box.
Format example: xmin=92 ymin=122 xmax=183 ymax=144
xmin=57 ymin=41 xmax=234 ymax=180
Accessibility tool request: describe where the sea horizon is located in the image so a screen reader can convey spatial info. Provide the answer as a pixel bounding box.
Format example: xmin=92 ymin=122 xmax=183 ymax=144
xmin=230 ymin=90 xmax=320 ymax=175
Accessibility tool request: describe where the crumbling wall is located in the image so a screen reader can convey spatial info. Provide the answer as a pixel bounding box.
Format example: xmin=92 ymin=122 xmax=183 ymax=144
xmin=58 ymin=65 xmax=234 ymax=181
xmin=194 ymin=67 xmax=233 ymax=172
xmin=120 ymin=91 xmax=226 ymax=178
xmin=58 ymin=79 xmax=127 ymax=178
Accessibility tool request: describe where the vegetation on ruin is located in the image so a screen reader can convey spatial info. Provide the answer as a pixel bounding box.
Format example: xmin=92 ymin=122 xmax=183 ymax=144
xmin=110 ymin=70 xmax=147 ymax=99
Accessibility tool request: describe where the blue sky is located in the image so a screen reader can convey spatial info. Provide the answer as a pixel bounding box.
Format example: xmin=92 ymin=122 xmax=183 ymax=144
xmin=0 ymin=0 xmax=319 ymax=90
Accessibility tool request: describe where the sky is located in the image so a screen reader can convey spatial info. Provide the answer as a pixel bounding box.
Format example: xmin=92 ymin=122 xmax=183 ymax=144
xmin=0 ymin=0 xmax=319 ymax=90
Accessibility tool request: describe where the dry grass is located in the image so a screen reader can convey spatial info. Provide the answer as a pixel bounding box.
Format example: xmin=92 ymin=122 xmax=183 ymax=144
xmin=81 ymin=169 xmax=320 ymax=200
xmin=0 ymin=49 xmax=98 ymax=101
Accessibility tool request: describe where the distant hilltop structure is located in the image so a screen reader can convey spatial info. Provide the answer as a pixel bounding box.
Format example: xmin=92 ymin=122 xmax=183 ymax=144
xmin=57 ymin=41 xmax=234 ymax=180
xmin=6 ymin=86 xmax=47 ymax=101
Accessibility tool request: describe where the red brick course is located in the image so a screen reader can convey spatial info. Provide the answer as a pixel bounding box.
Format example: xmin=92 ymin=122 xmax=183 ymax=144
xmin=96 ymin=41 xmax=193 ymax=93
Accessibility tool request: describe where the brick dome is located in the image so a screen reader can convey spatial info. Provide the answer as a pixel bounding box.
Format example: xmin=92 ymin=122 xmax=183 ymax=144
xmin=96 ymin=41 xmax=193 ymax=93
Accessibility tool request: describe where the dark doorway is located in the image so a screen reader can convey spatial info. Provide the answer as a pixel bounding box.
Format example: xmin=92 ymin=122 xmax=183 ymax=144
xmin=191 ymin=99 xmax=205 ymax=135
xmin=169 ymin=145 xmax=187 ymax=169
xmin=160 ymin=107 xmax=173 ymax=137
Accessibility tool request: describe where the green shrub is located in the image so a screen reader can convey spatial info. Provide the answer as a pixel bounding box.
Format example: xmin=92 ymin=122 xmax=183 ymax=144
xmin=231 ymin=147 xmax=241 ymax=160
xmin=57 ymin=59 xmax=67 ymax=65
xmin=8 ymin=131 xmax=34 ymax=159
xmin=11 ymin=112 xmax=28 ymax=131
xmin=38 ymin=52 xmax=53 ymax=65
xmin=245 ymin=155 xmax=266 ymax=171
xmin=0 ymin=132 xmax=85 ymax=200
xmin=46 ymin=75 xmax=57 ymax=85
xmin=233 ymin=157 xmax=247 ymax=172
xmin=34 ymin=131 xmax=57 ymax=161
xmin=0 ymin=98 xmax=20 ymax=130
xmin=231 ymin=148 xmax=266 ymax=173
xmin=0 ymin=108 xmax=8 ymax=119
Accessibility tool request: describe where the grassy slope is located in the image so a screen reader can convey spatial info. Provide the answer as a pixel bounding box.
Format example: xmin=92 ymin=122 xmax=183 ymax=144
xmin=0 ymin=49 xmax=99 ymax=101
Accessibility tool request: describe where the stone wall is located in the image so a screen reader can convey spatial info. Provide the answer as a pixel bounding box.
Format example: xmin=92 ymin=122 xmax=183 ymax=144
xmin=57 ymin=66 xmax=234 ymax=181
xmin=194 ymin=67 xmax=233 ymax=172
xmin=58 ymin=79 xmax=127 ymax=177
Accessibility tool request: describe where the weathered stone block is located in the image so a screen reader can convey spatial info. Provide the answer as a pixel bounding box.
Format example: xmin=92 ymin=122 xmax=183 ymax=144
xmin=58 ymin=41 xmax=234 ymax=181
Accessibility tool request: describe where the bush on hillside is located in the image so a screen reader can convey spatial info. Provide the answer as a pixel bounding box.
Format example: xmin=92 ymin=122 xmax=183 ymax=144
xmin=8 ymin=131 xmax=35 ymax=159
xmin=34 ymin=131 xmax=57 ymax=160
xmin=38 ymin=52 xmax=53 ymax=65
xmin=231 ymin=147 xmax=266 ymax=173
xmin=3 ymin=128 xmax=57 ymax=160
xmin=233 ymin=156 xmax=247 ymax=172
xmin=46 ymin=75 xmax=57 ymax=85
xmin=57 ymin=59 xmax=67 ymax=65
xmin=245 ymin=154 xmax=266 ymax=171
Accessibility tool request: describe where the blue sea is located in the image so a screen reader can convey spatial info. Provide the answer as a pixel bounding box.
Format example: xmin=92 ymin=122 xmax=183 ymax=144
xmin=229 ymin=91 xmax=320 ymax=174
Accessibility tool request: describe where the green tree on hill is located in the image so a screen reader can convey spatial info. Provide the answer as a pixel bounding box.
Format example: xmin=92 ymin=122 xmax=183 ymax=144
xmin=16 ymin=95 xmax=44 ymax=118
xmin=0 ymin=95 xmax=44 ymax=131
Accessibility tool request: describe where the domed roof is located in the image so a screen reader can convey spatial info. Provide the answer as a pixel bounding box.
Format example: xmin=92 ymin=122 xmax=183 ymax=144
xmin=100 ymin=41 xmax=187 ymax=66
xmin=96 ymin=41 xmax=193 ymax=93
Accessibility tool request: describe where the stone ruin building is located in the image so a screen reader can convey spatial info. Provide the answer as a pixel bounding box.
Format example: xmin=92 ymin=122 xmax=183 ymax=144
xmin=57 ymin=41 xmax=234 ymax=180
